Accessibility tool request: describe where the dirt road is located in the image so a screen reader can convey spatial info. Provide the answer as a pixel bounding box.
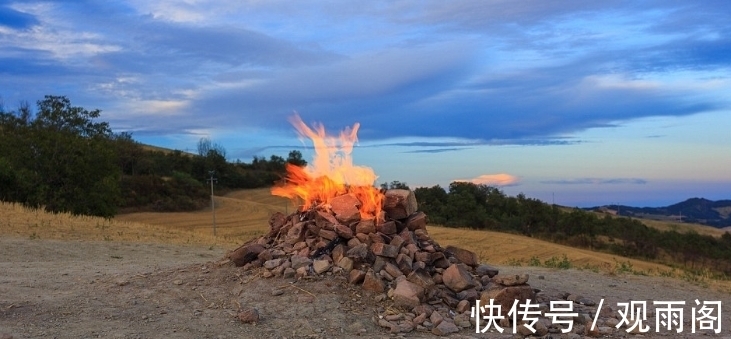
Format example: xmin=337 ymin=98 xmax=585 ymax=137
xmin=1 ymin=237 xmax=729 ymax=338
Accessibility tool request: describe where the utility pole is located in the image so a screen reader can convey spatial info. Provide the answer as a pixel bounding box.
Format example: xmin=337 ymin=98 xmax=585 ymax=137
xmin=207 ymin=171 xmax=217 ymax=236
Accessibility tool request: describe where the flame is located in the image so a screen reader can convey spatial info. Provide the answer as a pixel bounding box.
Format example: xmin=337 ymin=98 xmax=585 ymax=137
xmin=271 ymin=114 xmax=383 ymax=219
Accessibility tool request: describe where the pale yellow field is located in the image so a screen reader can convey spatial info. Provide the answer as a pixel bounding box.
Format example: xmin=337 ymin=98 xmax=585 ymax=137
xmin=5 ymin=188 xmax=729 ymax=290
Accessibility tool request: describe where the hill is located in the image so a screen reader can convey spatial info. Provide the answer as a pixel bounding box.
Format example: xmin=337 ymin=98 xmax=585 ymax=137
xmin=588 ymin=198 xmax=731 ymax=228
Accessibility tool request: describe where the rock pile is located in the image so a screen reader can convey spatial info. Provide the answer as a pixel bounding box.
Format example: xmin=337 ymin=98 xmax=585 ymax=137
xmin=227 ymin=189 xmax=535 ymax=335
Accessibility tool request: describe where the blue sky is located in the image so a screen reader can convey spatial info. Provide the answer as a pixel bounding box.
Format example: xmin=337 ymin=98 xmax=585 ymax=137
xmin=1 ymin=1 xmax=730 ymax=207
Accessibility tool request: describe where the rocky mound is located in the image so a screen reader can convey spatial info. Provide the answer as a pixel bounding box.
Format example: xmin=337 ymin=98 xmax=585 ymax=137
xmin=225 ymin=189 xmax=535 ymax=336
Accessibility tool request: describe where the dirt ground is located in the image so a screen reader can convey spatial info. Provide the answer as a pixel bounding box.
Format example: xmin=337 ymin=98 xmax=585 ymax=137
xmin=1 ymin=237 xmax=730 ymax=339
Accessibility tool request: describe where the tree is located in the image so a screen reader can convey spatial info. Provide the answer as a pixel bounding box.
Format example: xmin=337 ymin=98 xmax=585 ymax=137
xmin=286 ymin=150 xmax=307 ymax=167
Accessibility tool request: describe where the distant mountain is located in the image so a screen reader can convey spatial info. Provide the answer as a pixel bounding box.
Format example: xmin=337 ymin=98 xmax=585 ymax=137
xmin=586 ymin=198 xmax=731 ymax=228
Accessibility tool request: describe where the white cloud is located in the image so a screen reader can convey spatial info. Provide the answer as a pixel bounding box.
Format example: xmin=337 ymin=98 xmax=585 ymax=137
xmin=456 ymin=173 xmax=520 ymax=187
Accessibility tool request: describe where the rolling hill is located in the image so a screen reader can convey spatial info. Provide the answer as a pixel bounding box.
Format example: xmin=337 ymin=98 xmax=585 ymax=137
xmin=587 ymin=198 xmax=731 ymax=228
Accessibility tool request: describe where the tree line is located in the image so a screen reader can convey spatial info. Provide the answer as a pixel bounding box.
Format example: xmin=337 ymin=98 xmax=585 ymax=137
xmin=0 ymin=95 xmax=304 ymax=217
xmin=412 ymin=182 xmax=731 ymax=277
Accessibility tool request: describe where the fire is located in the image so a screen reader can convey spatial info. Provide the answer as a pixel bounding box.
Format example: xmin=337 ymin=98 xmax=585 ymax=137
xmin=271 ymin=114 xmax=384 ymax=220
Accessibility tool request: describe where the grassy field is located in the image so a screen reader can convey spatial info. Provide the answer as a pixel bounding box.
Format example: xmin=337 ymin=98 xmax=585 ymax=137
xmin=5 ymin=188 xmax=729 ymax=290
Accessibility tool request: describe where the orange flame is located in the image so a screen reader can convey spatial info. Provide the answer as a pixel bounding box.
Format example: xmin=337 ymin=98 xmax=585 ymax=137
xmin=271 ymin=114 xmax=383 ymax=219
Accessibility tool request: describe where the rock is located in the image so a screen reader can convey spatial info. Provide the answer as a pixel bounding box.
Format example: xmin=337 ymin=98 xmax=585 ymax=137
xmin=430 ymin=310 xmax=444 ymax=326
xmin=445 ymin=245 xmax=479 ymax=267
xmin=475 ymin=264 xmax=500 ymax=278
xmin=237 ymin=308 xmax=259 ymax=323
xmin=228 ymin=243 xmax=265 ymax=266
xmin=362 ymin=270 xmax=385 ymax=293
xmin=377 ymin=221 xmax=397 ymax=235
xmin=283 ymin=267 xmax=295 ymax=278
xmin=456 ymin=300 xmax=470 ymax=313
xmin=480 ymin=285 xmax=535 ymax=317
xmin=334 ymin=223 xmax=354 ymax=239
xmin=383 ymin=189 xmax=418 ymax=220
xmin=384 ymin=262 xmax=404 ymax=279
xmin=355 ymin=219 xmax=376 ymax=234
xmin=405 ymin=211 xmax=427 ymax=231
xmin=348 ymin=269 xmax=366 ymax=284
xmin=285 ymin=222 xmax=307 ymax=245
xmin=578 ymin=297 xmax=596 ymax=306
xmin=263 ymin=258 xmax=283 ymax=270
xmin=431 ymin=320 xmax=459 ymax=336
xmin=318 ymin=229 xmax=337 ymax=240
xmin=371 ymin=243 xmax=399 ymax=258
xmin=392 ymin=279 xmax=425 ymax=308
xmin=290 ymin=255 xmax=312 ymax=269
xmin=442 ymin=264 xmax=475 ymax=293
xmin=337 ymin=257 xmax=354 ymax=272
xmin=330 ymin=194 xmax=361 ymax=224
xmin=267 ymin=212 xmax=287 ymax=237
xmin=406 ymin=269 xmax=436 ymax=290
xmin=346 ymin=243 xmax=369 ymax=260
xmin=312 ymin=259 xmax=331 ymax=274
xmin=494 ymin=273 xmax=529 ymax=286
xmin=172 ymin=279 xmax=183 ymax=285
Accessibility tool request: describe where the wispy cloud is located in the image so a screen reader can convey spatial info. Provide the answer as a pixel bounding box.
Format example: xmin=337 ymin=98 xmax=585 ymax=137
xmin=541 ymin=178 xmax=648 ymax=185
xmin=456 ymin=174 xmax=520 ymax=187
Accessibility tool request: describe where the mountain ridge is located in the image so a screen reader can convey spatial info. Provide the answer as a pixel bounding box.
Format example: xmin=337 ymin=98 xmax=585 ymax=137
xmin=586 ymin=197 xmax=731 ymax=228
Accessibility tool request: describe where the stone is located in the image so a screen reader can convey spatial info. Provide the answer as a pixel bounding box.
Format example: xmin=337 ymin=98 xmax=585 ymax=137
xmin=228 ymin=243 xmax=265 ymax=267
xmin=431 ymin=320 xmax=459 ymax=336
xmin=406 ymin=269 xmax=435 ymax=290
xmin=283 ymin=267 xmax=295 ymax=278
xmin=237 ymin=308 xmax=259 ymax=323
xmin=442 ymin=264 xmax=475 ymax=293
xmin=377 ymin=220 xmax=397 ymax=235
xmin=362 ymin=270 xmax=385 ymax=293
xmin=263 ymin=258 xmax=283 ymax=270
xmin=331 ymin=244 xmax=345 ymax=263
xmin=346 ymin=243 xmax=369 ymax=260
xmin=495 ymin=273 xmax=529 ymax=286
xmin=290 ymin=255 xmax=313 ymax=269
xmin=330 ymin=194 xmax=361 ymax=224
xmin=475 ymin=264 xmax=499 ymax=278
xmin=384 ymin=262 xmax=404 ymax=279
xmin=456 ymin=300 xmax=470 ymax=313
xmin=355 ymin=219 xmax=376 ymax=234
xmin=348 ymin=269 xmax=366 ymax=284
xmin=480 ymin=285 xmax=535 ymax=317
xmin=318 ymin=229 xmax=337 ymax=240
xmin=295 ymin=266 xmax=308 ymax=278
xmin=284 ymin=222 xmax=307 ymax=245
xmin=334 ymin=223 xmax=354 ymax=239
xmin=445 ymin=245 xmax=479 ymax=267
xmin=430 ymin=310 xmax=444 ymax=327
xmin=383 ymin=189 xmax=418 ymax=220
xmin=395 ymin=253 xmax=413 ymax=275
xmin=405 ymin=211 xmax=427 ymax=231
xmin=312 ymin=259 xmax=332 ymax=274
xmin=337 ymin=257 xmax=354 ymax=272
xmin=392 ymin=279 xmax=425 ymax=308
xmin=371 ymin=243 xmax=399 ymax=258
xmin=267 ymin=212 xmax=287 ymax=237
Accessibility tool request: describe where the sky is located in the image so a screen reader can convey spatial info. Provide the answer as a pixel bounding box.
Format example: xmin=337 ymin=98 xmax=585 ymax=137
xmin=1 ymin=1 xmax=730 ymax=207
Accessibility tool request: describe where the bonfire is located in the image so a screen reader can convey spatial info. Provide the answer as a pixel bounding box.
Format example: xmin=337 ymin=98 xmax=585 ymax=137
xmin=227 ymin=114 xmax=534 ymax=335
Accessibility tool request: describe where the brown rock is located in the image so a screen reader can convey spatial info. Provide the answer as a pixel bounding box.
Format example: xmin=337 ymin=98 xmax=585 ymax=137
xmin=476 ymin=264 xmax=499 ymax=278
xmin=284 ymin=222 xmax=306 ymax=245
xmin=337 ymin=257 xmax=354 ymax=272
xmin=377 ymin=220 xmax=397 ymax=235
xmin=362 ymin=270 xmax=385 ymax=293
xmin=395 ymin=253 xmax=413 ymax=275
xmin=456 ymin=300 xmax=470 ymax=313
xmin=346 ymin=243 xmax=369 ymax=261
xmin=237 ymin=308 xmax=259 ymax=323
xmin=228 ymin=243 xmax=265 ymax=267
xmin=290 ymin=255 xmax=312 ymax=269
xmin=312 ymin=259 xmax=331 ymax=274
xmin=405 ymin=211 xmax=427 ymax=231
xmin=392 ymin=279 xmax=425 ymax=308
xmin=442 ymin=264 xmax=475 ymax=293
xmin=267 ymin=212 xmax=287 ymax=237
xmin=355 ymin=219 xmax=376 ymax=234
xmin=348 ymin=269 xmax=366 ymax=284
xmin=371 ymin=243 xmax=399 ymax=258
xmin=315 ymin=210 xmax=339 ymax=229
xmin=445 ymin=245 xmax=479 ymax=267
xmin=334 ymin=223 xmax=354 ymax=239
xmin=430 ymin=310 xmax=444 ymax=326
xmin=406 ymin=269 xmax=435 ymax=290
xmin=431 ymin=320 xmax=459 ymax=336
xmin=330 ymin=194 xmax=361 ymax=224
xmin=318 ymin=229 xmax=337 ymax=240
xmin=384 ymin=262 xmax=404 ymax=279
xmin=331 ymin=244 xmax=345 ymax=263
xmin=480 ymin=284 xmax=535 ymax=317
xmin=383 ymin=189 xmax=418 ymax=220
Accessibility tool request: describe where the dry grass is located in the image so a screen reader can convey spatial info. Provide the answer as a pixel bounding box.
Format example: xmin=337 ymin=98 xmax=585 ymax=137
xmin=5 ymin=188 xmax=730 ymax=291
xmin=0 ymin=201 xmax=221 ymax=245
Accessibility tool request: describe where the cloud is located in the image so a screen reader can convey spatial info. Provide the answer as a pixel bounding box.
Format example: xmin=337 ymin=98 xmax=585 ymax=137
xmin=402 ymin=148 xmax=469 ymax=154
xmin=456 ymin=174 xmax=520 ymax=187
xmin=541 ymin=178 xmax=648 ymax=185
